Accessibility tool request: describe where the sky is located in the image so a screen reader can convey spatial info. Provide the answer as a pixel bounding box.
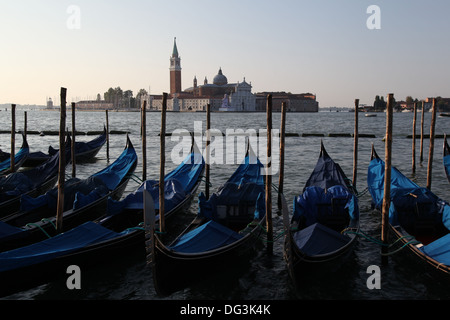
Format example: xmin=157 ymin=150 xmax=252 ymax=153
xmin=1 ymin=0 xmax=450 ymax=108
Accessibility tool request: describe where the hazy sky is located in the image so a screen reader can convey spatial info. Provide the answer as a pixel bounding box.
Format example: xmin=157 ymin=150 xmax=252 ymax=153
xmin=1 ymin=0 xmax=449 ymax=108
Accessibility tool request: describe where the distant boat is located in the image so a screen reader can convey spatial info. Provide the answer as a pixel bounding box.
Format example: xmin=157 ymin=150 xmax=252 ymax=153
xmin=440 ymin=113 xmax=450 ymax=118
xmin=365 ymin=113 xmax=377 ymax=117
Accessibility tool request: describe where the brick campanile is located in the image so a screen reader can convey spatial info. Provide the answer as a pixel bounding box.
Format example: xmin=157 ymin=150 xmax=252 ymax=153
xmin=170 ymin=37 xmax=182 ymax=95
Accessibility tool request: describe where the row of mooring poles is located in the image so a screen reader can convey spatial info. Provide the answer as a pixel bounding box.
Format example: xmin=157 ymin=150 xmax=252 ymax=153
xmin=410 ymin=98 xmax=438 ymax=188
xmin=140 ymin=93 xmax=168 ymax=235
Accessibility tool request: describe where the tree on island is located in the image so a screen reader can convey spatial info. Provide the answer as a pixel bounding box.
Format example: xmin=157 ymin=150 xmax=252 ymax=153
xmin=103 ymin=87 xmax=148 ymax=109
xmin=373 ymin=95 xmax=387 ymax=111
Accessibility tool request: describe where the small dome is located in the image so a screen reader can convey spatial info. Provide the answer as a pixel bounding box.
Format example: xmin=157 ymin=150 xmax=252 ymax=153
xmin=213 ymin=68 xmax=228 ymax=86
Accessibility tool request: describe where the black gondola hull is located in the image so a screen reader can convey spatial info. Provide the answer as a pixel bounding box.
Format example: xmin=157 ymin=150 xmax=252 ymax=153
xmin=150 ymin=226 xmax=264 ymax=296
xmin=0 ymin=228 xmax=145 ymax=298
xmin=0 ymin=162 xmax=136 ymax=253
xmin=0 ymin=164 xmax=204 ymax=297
xmin=0 ymin=175 xmax=58 ymax=220
xmin=284 ymin=229 xmax=358 ymax=288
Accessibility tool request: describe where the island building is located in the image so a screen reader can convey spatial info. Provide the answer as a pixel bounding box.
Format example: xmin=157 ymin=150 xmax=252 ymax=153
xmin=148 ymin=38 xmax=319 ymax=112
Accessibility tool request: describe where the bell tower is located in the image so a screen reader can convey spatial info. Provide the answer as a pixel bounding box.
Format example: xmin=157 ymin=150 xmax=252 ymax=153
xmin=170 ymin=37 xmax=182 ymax=95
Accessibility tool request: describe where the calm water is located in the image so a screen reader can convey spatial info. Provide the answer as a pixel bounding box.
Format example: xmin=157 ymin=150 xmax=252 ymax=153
xmin=1 ymin=108 xmax=450 ymax=301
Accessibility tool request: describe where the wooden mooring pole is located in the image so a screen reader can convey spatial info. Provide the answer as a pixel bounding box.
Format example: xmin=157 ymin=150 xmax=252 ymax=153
xmin=352 ymin=99 xmax=359 ymax=189
xmin=426 ymin=98 xmax=437 ymax=190
xmin=277 ymin=101 xmax=287 ymax=212
xmin=381 ymin=93 xmax=394 ymax=265
xmin=56 ymin=88 xmax=67 ymax=233
xmin=205 ymin=104 xmax=211 ymax=200
xmin=266 ymin=94 xmax=273 ymax=254
xmin=159 ymin=93 xmax=168 ymax=234
xmin=420 ymin=100 xmax=425 ymax=164
xmin=10 ymin=104 xmax=16 ymax=173
xmin=412 ymin=102 xmax=417 ymax=174
xmin=24 ymin=111 xmax=27 ymax=139
xmin=106 ymin=110 xmax=110 ymax=162
xmin=71 ymin=102 xmax=76 ymax=178
xmin=142 ymin=100 xmax=147 ymax=181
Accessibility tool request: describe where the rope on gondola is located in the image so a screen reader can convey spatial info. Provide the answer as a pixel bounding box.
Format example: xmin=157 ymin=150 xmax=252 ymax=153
xmin=343 ymin=178 xmax=369 ymax=198
xmin=199 ymin=175 xmax=212 ymax=187
xmin=342 ymin=228 xmax=420 ymax=255
xmin=129 ymin=173 xmax=143 ymax=184
xmin=41 ymin=218 xmax=56 ymax=230
xmin=25 ymin=223 xmax=52 ymax=239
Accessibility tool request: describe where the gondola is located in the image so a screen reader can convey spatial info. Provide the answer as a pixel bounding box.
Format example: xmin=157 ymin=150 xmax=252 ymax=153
xmin=444 ymin=134 xmax=450 ymax=183
xmin=0 ymin=135 xmax=72 ymax=218
xmin=0 ymin=145 xmax=205 ymax=297
xmin=148 ymin=145 xmax=266 ymax=296
xmin=368 ymin=145 xmax=450 ymax=276
xmin=282 ymin=142 xmax=360 ymax=287
xmin=0 ymin=135 xmax=137 ymax=252
xmin=0 ymin=134 xmax=29 ymax=176
xmin=23 ymin=126 xmax=107 ymax=167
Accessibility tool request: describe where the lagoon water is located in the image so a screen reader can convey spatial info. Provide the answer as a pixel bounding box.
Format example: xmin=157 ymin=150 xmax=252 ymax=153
xmin=1 ymin=108 xmax=450 ymax=300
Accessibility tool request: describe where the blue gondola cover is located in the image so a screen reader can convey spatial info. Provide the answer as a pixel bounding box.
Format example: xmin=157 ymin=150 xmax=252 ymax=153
xmin=106 ymin=151 xmax=204 ymax=216
xmin=169 ymin=220 xmax=243 ymax=253
xmin=420 ymin=233 xmax=450 ymax=266
xmin=0 ymin=222 xmax=124 ymax=272
xmin=293 ymin=223 xmax=351 ymax=256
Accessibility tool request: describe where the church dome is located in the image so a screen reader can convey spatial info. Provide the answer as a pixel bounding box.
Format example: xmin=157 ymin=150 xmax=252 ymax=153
xmin=213 ymin=68 xmax=228 ymax=86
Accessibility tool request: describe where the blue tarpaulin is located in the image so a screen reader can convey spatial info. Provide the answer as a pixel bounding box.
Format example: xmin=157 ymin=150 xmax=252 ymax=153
xmin=0 ymin=140 xmax=136 ymax=242
xmin=198 ymin=153 xmax=265 ymax=221
xmin=0 ymin=140 xmax=29 ymax=174
xmin=303 ymin=147 xmax=349 ymax=192
xmin=169 ymin=220 xmax=243 ymax=253
xmin=293 ymin=185 xmax=358 ymax=225
xmin=0 ymin=221 xmax=125 ymax=272
xmin=444 ymin=153 xmax=450 ymax=182
xmin=169 ymin=151 xmax=264 ymax=255
xmin=106 ymin=151 xmax=204 ymax=216
xmin=367 ymin=156 xmax=450 ymax=229
xmin=293 ymin=223 xmax=351 ymax=256
xmin=420 ymin=233 xmax=450 ymax=266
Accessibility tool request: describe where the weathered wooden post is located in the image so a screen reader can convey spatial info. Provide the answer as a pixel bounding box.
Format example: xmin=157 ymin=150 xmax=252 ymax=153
xmin=159 ymin=93 xmax=168 ymax=234
xmin=71 ymin=102 xmax=76 ymax=178
xmin=277 ymin=101 xmax=287 ymax=211
xmin=142 ymin=100 xmax=147 ymax=181
xmin=420 ymin=100 xmax=425 ymax=164
xmin=106 ymin=110 xmax=110 ymax=162
xmin=427 ymin=98 xmax=437 ymax=190
xmin=412 ymin=102 xmax=417 ymax=174
xmin=10 ymin=104 xmax=16 ymax=173
xmin=353 ymin=99 xmax=359 ymax=189
xmin=24 ymin=111 xmax=27 ymax=139
xmin=266 ymin=94 xmax=273 ymax=254
xmin=381 ymin=93 xmax=394 ymax=265
xmin=56 ymin=88 xmax=67 ymax=233
xmin=206 ymin=103 xmax=211 ymax=200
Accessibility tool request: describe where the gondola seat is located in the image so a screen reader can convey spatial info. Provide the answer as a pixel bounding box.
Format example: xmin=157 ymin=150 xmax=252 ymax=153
xmin=294 ymin=185 xmax=353 ymax=233
xmin=199 ymin=182 xmax=265 ymax=231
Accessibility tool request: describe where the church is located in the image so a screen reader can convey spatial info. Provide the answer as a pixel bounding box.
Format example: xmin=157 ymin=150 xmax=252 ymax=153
xmin=149 ymin=38 xmax=319 ymax=113
xmin=149 ymin=38 xmax=256 ymax=112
